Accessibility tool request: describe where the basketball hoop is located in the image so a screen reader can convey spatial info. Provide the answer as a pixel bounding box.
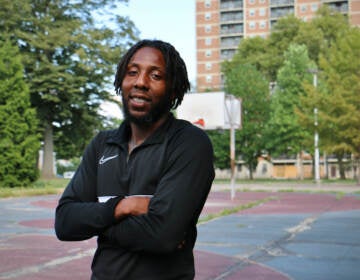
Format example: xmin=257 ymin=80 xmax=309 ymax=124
xmin=193 ymin=118 xmax=205 ymax=128
xmin=176 ymin=92 xmax=242 ymax=200
xmin=176 ymin=92 xmax=241 ymax=130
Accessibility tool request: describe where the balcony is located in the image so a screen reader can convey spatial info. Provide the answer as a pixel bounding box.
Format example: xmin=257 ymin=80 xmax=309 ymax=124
xmin=270 ymin=7 xmax=294 ymax=19
xmin=321 ymin=0 xmax=348 ymax=3
xmin=220 ymin=36 xmax=241 ymax=48
xmin=221 ymin=23 xmax=244 ymax=35
xmin=221 ymin=49 xmax=237 ymax=60
xmin=327 ymin=2 xmax=349 ymax=13
xmin=270 ymin=0 xmax=294 ymax=7
xmin=221 ymin=12 xmax=243 ymax=23
xmin=220 ymin=0 xmax=243 ymax=11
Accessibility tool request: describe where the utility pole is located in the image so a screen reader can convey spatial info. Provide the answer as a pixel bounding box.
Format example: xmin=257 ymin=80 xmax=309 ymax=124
xmin=309 ymin=69 xmax=320 ymax=184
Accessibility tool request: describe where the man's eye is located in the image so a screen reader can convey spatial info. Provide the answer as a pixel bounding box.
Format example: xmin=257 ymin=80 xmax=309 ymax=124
xmin=151 ymin=73 xmax=162 ymax=80
xmin=127 ymin=70 xmax=137 ymax=76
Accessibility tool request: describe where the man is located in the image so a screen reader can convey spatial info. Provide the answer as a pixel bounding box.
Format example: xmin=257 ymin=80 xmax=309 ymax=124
xmin=55 ymin=39 xmax=215 ymax=280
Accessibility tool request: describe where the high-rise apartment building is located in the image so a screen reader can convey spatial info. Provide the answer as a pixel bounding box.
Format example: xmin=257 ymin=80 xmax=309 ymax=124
xmin=196 ymin=0 xmax=360 ymax=92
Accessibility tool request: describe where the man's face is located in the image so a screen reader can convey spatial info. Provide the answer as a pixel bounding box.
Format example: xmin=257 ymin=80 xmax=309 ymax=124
xmin=121 ymin=47 xmax=172 ymax=125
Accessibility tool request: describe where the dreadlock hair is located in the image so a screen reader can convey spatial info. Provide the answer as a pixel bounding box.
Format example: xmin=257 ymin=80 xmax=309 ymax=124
xmin=114 ymin=39 xmax=190 ymax=109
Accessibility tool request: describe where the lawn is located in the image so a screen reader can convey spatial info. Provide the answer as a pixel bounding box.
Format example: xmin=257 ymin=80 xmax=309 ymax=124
xmin=0 ymin=179 xmax=69 ymax=198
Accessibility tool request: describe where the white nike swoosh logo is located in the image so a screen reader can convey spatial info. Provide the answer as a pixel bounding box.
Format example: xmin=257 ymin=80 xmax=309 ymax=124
xmin=99 ymin=154 xmax=119 ymax=165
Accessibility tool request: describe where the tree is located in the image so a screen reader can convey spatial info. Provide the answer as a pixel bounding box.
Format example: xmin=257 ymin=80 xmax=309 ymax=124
xmin=231 ymin=6 xmax=348 ymax=82
xmin=295 ymin=5 xmax=350 ymax=65
xmin=206 ymin=130 xmax=231 ymax=170
xmin=299 ymin=27 xmax=360 ymax=181
xmin=223 ymin=63 xmax=270 ymax=179
xmin=0 ymin=40 xmax=40 ymax=187
xmin=230 ymin=36 xmax=270 ymax=79
xmin=0 ymin=0 xmax=139 ymax=178
xmin=231 ymin=15 xmax=308 ymax=83
xmin=224 ymin=5 xmax=357 ymax=180
xmin=265 ymin=44 xmax=314 ymax=159
xmin=266 ymin=15 xmax=304 ymax=80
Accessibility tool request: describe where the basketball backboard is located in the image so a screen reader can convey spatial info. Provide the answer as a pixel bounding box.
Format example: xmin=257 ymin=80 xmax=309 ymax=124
xmin=176 ymin=92 xmax=241 ymax=130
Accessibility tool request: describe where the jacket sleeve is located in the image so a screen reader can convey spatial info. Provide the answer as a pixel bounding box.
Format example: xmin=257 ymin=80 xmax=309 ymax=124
xmin=103 ymin=125 xmax=215 ymax=253
xmin=55 ymin=132 xmax=122 ymax=241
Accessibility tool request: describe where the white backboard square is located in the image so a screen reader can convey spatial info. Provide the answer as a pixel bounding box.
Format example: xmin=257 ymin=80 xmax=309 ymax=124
xmin=176 ymin=92 xmax=241 ymax=130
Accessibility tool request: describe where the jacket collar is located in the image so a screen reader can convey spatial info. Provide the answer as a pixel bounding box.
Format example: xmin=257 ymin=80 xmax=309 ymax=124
xmin=106 ymin=113 xmax=175 ymax=147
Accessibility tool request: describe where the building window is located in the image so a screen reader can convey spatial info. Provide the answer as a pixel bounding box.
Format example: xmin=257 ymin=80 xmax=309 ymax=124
xmin=249 ymin=21 xmax=256 ymax=29
xmin=259 ymin=8 xmax=266 ymax=16
xmin=205 ymin=50 xmax=212 ymax=57
xmin=205 ymin=12 xmax=211 ymax=21
xmin=205 ymin=25 xmax=211 ymax=33
xmin=206 ymin=75 xmax=212 ymax=83
xmin=311 ymin=3 xmax=318 ymax=12
xmin=205 ymin=38 xmax=212 ymax=46
xmin=206 ymin=62 xmax=212 ymax=70
xmin=259 ymin=0 xmax=265 ymax=3
xmin=249 ymin=9 xmax=255 ymax=17
xmin=249 ymin=0 xmax=255 ymax=5
xmin=301 ymin=5 xmax=307 ymax=13
xmin=260 ymin=21 xmax=266 ymax=29
xmin=261 ymin=163 xmax=267 ymax=174
xmin=205 ymin=0 xmax=211 ymax=8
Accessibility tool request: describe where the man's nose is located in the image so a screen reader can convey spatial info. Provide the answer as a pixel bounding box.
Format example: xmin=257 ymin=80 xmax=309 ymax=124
xmin=134 ymin=72 xmax=148 ymax=89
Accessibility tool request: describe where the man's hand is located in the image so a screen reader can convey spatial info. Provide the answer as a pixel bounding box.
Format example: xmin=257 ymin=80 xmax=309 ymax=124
xmin=114 ymin=196 xmax=151 ymax=220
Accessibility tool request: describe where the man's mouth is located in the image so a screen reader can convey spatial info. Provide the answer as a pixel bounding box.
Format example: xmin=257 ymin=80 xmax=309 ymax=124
xmin=132 ymin=97 xmax=147 ymax=104
xmin=129 ymin=95 xmax=150 ymax=107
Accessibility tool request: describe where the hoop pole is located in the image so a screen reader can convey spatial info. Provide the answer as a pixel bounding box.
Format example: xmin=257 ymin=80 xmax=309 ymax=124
xmin=230 ymin=125 xmax=236 ymax=200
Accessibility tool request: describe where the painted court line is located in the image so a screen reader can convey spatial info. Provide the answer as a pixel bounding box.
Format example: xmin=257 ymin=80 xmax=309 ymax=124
xmin=0 ymin=248 xmax=95 ymax=279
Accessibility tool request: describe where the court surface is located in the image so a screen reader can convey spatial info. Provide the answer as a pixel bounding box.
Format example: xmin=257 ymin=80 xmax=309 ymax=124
xmin=0 ymin=183 xmax=359 ymax=280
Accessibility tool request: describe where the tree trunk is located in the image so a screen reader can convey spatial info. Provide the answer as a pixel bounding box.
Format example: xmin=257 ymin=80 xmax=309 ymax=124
xmin=324 ymin=152 xmax=329 ymax=179
xmin=41 ymin=122 xmax=55 ymax=179
xmin=337 ymin=154 xmax=346 ymax=180
xmin=356 ymin=156 xmax=360 ymax=186
xmin=297 ymin=152 xmax=304 ymax=180
xmin=249 ymin=167 xmax=253 ymax=180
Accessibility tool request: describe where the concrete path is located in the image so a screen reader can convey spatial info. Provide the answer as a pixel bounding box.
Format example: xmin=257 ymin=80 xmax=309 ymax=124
xmin=0 ymin=183 xmax=359 ymax=279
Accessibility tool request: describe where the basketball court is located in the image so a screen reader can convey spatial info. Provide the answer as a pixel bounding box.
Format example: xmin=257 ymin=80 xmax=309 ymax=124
xmin=1 ymin=183 xmax=360 ymax=280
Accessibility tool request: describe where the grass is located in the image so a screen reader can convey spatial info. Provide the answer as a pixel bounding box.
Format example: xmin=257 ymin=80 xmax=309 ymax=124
xmin=198 ymin=196 xmax=277 ymax=224
xmin=0 ymin=179 xmax=68 ymax=198
xmin=213 ymin=178 xmax=358 ymax=185
xmin=1 ymin=178 xmax=358 ymax=199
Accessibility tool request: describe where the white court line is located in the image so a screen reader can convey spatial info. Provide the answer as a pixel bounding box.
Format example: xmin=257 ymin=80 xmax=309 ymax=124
xmin=0 ymin=248 xmax=95 ymax=279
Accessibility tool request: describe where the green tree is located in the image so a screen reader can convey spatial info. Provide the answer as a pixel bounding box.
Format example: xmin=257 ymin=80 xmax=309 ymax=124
xmin=231 ymin=15 xmax=304 ymax=81
xmin=231 ymin=6 xmax=348 ymax=82
xmin=224 ymin=5 xmax=357 ymax=180
xmin=299 ymin=27 xmax=360 ymax=181
xmin=0 ymin=40 xmax=40 ymax=187
xmin=206 ymin=130 xmax=231 ymax=170
xmin=265 ymin=44 xmax=314 ymax=160
xmin=0 ymin=0 xmax=138 ymax=178
xmin=295 ymin=6 xmax=350 ymax=64
xmin=223 ymin=63 xmax=269 ymax=179
xmin=230 ymin=37 xmax=270 ymax=78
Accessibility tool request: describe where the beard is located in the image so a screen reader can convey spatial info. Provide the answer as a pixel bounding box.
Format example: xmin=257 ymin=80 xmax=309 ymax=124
xmin=122 ymin=92 xmax=173 ymax=126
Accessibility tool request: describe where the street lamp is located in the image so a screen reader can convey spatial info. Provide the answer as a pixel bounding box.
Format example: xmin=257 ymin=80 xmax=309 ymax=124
xmin=308 ymin=69 xmax=320 ymax=183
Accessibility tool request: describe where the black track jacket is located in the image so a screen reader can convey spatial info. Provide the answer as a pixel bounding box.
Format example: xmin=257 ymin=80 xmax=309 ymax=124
xmin=55 ymin=114 xmax=215 ymax=280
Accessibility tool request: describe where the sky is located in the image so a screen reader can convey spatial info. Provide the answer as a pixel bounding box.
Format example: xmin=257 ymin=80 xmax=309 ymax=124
xmin=100 ymin=0 xmax=196 ymax=119
xmin=119 ymin=0 xmax=197 ymax=83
